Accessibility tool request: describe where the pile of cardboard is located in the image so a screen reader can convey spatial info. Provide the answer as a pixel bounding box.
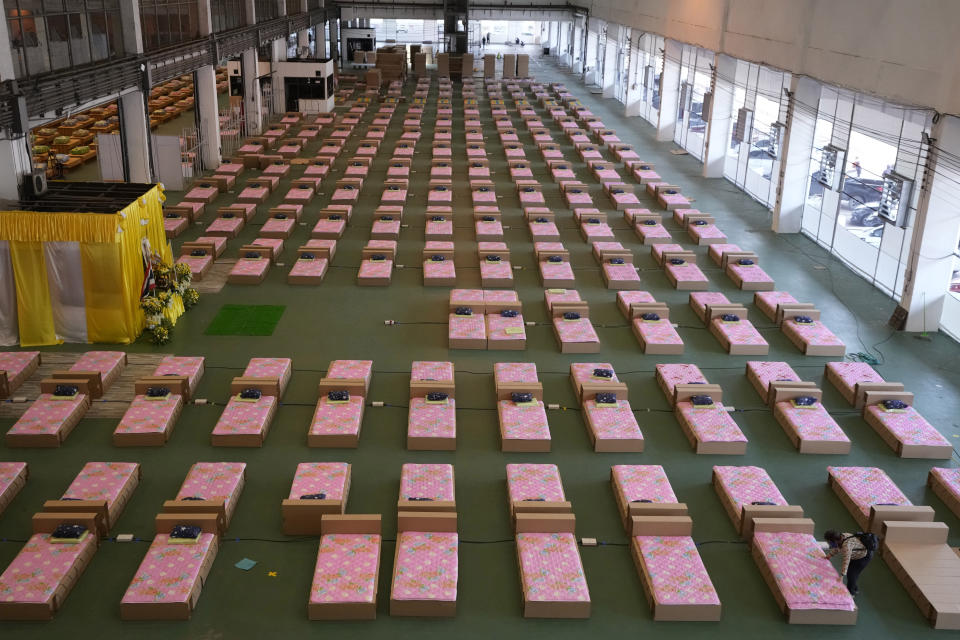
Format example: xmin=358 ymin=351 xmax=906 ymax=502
xmin=376 ymin=46 xmax=407 ymax=83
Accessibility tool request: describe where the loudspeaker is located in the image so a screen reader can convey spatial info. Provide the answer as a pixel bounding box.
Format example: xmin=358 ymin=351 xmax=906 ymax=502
xmin=25 ymin=171 xmax=47 ymax=198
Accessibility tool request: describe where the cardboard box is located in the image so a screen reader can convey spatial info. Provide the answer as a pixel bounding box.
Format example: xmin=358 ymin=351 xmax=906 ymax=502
xmin=484 ymin=54 xmax=496 ymax=77
xmin=516 ymin=54 xmax=530 ymax=77
xmin=502 ymin=54 xmax=516 ymax=78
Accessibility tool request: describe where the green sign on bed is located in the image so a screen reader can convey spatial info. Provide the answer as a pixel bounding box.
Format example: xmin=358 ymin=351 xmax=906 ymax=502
xmin=204 ymin=304 xmax=286 ymax=336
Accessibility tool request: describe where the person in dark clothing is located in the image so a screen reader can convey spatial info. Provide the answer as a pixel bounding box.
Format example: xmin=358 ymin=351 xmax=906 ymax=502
xmin=824 ymin=529 xmax=873 ymax=595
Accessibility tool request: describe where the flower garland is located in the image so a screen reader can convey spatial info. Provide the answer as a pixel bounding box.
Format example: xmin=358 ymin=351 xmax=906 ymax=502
xmin=140 ymin=256 xmax=199 ymax=344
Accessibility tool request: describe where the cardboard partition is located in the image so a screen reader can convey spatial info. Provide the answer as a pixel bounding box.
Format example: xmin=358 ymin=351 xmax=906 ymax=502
xmin=674 ymin=383 xmax=723 ymax=405
xmin=318 ymin=377 xmax=368 ymax=399
xmin=629 ymin=515 xmax=693 ymax=537
xmin=514 ymin=512 xmax=576 ymax=534
xmin=229 ymin=376 xmax=281 ymax=398
xmin=629 ymin=302 xmax=670 ymax=320
xmin=397 ymin=511 xmax=457 ymax=533
xmin=154 ymin=512 xmax=223 ymax=536
xmin=46 ymin=373 xmax=101 ymax=398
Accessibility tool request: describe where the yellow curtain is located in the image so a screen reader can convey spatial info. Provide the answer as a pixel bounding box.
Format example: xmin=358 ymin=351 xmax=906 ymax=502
xmin=80 ymin=242 xmax=130 ymax=343
xmin=1 ymin=184 xmax=172 ymax=345
xmin=9 ymin=241 xmax=58 ymax=346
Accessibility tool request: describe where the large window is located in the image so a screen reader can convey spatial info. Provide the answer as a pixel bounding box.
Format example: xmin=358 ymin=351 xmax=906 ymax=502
xmin=140 ymin=0 xmax=199 ymax=50
xmin=5 ymin=0 xmax=124 ymax=78
xmin=210 ymin=0 xmax=245 ymax=32
xmin=673 ymin=45 xmax=713 ymax=160
xmin=798 ymin=86 xmax=930 ymax=296
xmin=721 ymin=61 xmax=790 ymax=209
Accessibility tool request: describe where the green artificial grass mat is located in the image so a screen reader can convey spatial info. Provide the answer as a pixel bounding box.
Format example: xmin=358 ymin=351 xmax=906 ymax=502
xmin=204 ymin=304 xmax=286 ymax=336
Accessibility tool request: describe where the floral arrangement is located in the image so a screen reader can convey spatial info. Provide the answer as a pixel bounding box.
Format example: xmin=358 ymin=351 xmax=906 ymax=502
xmin=140 ymin=256 xmax=199 ymax=344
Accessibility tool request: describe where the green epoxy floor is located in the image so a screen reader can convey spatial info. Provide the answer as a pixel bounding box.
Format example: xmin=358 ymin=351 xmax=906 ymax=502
xmin=2 ymin=54 xmax=960 ymax=638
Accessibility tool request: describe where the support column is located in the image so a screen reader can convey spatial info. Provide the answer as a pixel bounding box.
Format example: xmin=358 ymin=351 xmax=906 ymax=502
xmin=194 ymin=65 xmax=221 ymax=169
xmin=901 ymin=115 xmax=960 ymax=332
xmin=701 ymin=53 xmax=737 ymax=178
xmin=624 ymin=37 xmax=643 ymax=117
xmin=656 ymin=39 xmax=682 ymax=142
xmin=315 ymin=19 xmax=326 ymax=58
xmin=601 ymin=36 xmax=616 ymax=98
xmin=241 ymin=48 xmax=263 ymax=134
xmin=118 ymin=0 xmax=152 ymax=182
xmin=770 ymin=75 xmax=820 ymax=231
xmin=0 ymin=8 xmax=31 ymax=200
xmin=120 ymin=89 xmax=151 ymax=183
xmin=330 ymin=18 xmax=340 ymax=68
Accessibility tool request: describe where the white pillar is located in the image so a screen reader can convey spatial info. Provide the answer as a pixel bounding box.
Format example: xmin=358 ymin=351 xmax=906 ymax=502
xmin=901 ymin=115 xmax=960 ymax=332
xmin=197 ymin=0 xmax=213 ymax=37
xmin=656 ymin=39 xmax=682 ymax=142
xmin=316 ymin=20 xmax=326 ymax=58
xmin=702 ymin=53 xmax=736 ymax=178
xmin=195 ymin=65 xmax=221 ymax=169
xmin=241 ymin=48 xmax=263 ymax=134
xmin=119 ymin=0 xmax=143 ymax=56
xmin=770 ymin=75 xmax=820 ymax=232
xmin=0 ymin=10 xmax=30 ymax=199
xmin=601 ymin=37 xmax=617 ymax=98
xmin=624 ymin=38 xmax=643 ymax=117
xmin=120 ymin=90 xmax=152 ymax=183
xmin=330 ymin=19 xmax=340 ymax=67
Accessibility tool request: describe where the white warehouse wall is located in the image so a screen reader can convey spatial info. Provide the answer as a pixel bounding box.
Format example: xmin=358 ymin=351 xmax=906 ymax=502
xmin=574 ymin=0 xmax=960 ymax=114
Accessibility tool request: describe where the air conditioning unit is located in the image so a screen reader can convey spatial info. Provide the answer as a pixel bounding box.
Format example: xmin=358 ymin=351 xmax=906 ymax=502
xmin=701 ymin=90 xmax=713 ymax=121
xmin=767 ymin=122 xmax=786 ymax=159
xmin=25 ymin=171 xmax=47 ymax=198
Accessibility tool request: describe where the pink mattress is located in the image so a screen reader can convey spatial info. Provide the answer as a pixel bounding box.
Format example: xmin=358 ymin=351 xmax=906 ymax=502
xmin=237 ymin=186 xmax=268 ymax=201
xmin=215 ymin=163 xmax=243 ymax=176
xmin=480 ymin=261 xmax=513 ymax=281
xmin=930 ymin=468 xmax=960 ymax=502
xmin=121 ymin=533 xmax=217 ymax=606
xmin=195 ymin=236 xmax=227 ymax=255
xmin=552 ymin=167 xmax=576 ymax=180
xmin=0 ymin=532 xmax=96 ymax=604
xmin=184 ymin=186 xmax=218 ymax=202
xmin=284 ymin=188 xmax=313 ymax=203
xmin=495 ymin=363 xmax=538 ymax=384
xmin=313 ymin=219 xmax=346 ymax=236
xmin=581 ymin=222 xmax=614 ymax=239
xmin=7 ymin=393 xmax=88 ymax=439
xmin=666 ymin=262 xmax=708 ymax=284
xmin=372 ymin=220 xmax=401 ymax=236
xmin=652 ymin=243 xmax=683 ymax=262
xmin=424 ymin=260 xmax=455 ymax=280
xmin=864 ymin=405 xmax=950 ymax=449
xmin=310 ymin=397 xmax=365 ymax=438
xmin=565 ymin=191 xmax=593 ymax=206
xmin=230 ymin=258 xmax=268 ymax=278
xmin=487 ymin=314 xmax=526 ymax=344
xmin=332 ymin=187 xmax=359 ymax=202
xmin=400 ymin=463 xmax=454 ymax=501
xmin=327 ymin=360 xmax=372 ymax=385
xmin=450 ymin=289 xmax=484 ymax=308
xmin=571 ymin=363 xmax=619 ymax=388
xmin=634 ymin=536 xmax=720 ymax=607
xmin=753 ymin=532 xmax=855 ymax=611
xmin=585 ymin=399 xmax=642 ymax=440
xmin=747 ymin=361 xmax=800 ymax=390
xmin=604 ymin=264 xmax=641 ymax=283
xmin=554 ymin=318 xmax=598 ymax=344
xmin=689 ymin=224 xmax=726 ymax=242
xmin=713 ymin=466 xmax=787 ymax=512
xmin=71 ymin=351 xmax=124 ymax=378
xmin=825 ymin=362 xmax=883 ymax=398
xmin=485 ymin=289 xmax=518 ymax=303
xmin=507 ymin=464 xmax=565 ymax=502
xmin=207 ymin=217 xmax=242 ymax=234
xmin=289 ymin=257 xmax=328 ymax=279
xmin=499 ymin=401 xmax=550 ymax=441
xmin=407 ymin=397 xmax=456 ymax=440
xmin=429 ymin=187 xmax=452 ymax=202
xmin=517 ymin=532 xmax=589 ymax=604
xmin=212 ymin=396 xmax=276 ymax=439
xmin=677 ymin=402 xmax=747 ymax=445
xmin=411 ymin=361 xmax=454 ymax=382
xmin=636 ymin=222 xmax=671 ymax=241
xmin=175 ymin=462 xmax=245 ymax=510
xmin=661 ymin=193 xmax=691 ymax=208
xmin=755 ymin=291 xmax=798 ymax=315
xmin=288 ymin=462 xmax=349 ymax=501
xmin=618 ymin=291 xmax=656 ymax=307
xmin=519 ymin=190 xmax=545 ymax=205
xmin=426 ymin=220 xmax=454 ymax=236
xmin=634 ymin=318 xmax=683 ymax=346
xmin=61 ymin=461 xmax=137 ymax=506
xmin=530 ymin=221 xmax=560 ymax=237
xmin=540 ymin=261 xmax=575 ymax=281
xmin=475 ymin=221 xmax=503 ymax=238
xmin=391 ymin=532 xmax=458 ymax=602
xmin=176 ymin=255 xmax=212 ymax=278
xmin=311 ymin=533 xmax=381 ymax=605
xmin=728 ymin=263 xmax=773 ymax=285
xmin=114 ymin=394 xmax=182 ymax=439
xmin=0 ymin=462 xmax=27 ymax=503
xmin=782 ymin=318 xmax=844 ymax=348
xmin=244 ymin=357 xmax=291 ymax=382
xmin=656 ymin=364 xmax=707 ymax=397
xmin=613 ymin=465 xmax=677 ymax=503
xmin=708 ymin=244 xmax=742 ymax=263
xmin=358 ymin=259 xmax=392 ymax=279
xmin=775 ymin=401 xmax=849 ymax=444
xmin=251 ymin=238 xmax=283 ymax=257
xmin=304 ymin=164 xmax=330 ymax=177
xmin=610 ymin=191 xmax=640 ymax=207
xmin=712 ymin=318 xmax=768 ymax=348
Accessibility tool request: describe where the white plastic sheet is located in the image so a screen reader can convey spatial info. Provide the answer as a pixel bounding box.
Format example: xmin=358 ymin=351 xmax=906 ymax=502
xmin=43 ymin=241 xmax=88 ymax=343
